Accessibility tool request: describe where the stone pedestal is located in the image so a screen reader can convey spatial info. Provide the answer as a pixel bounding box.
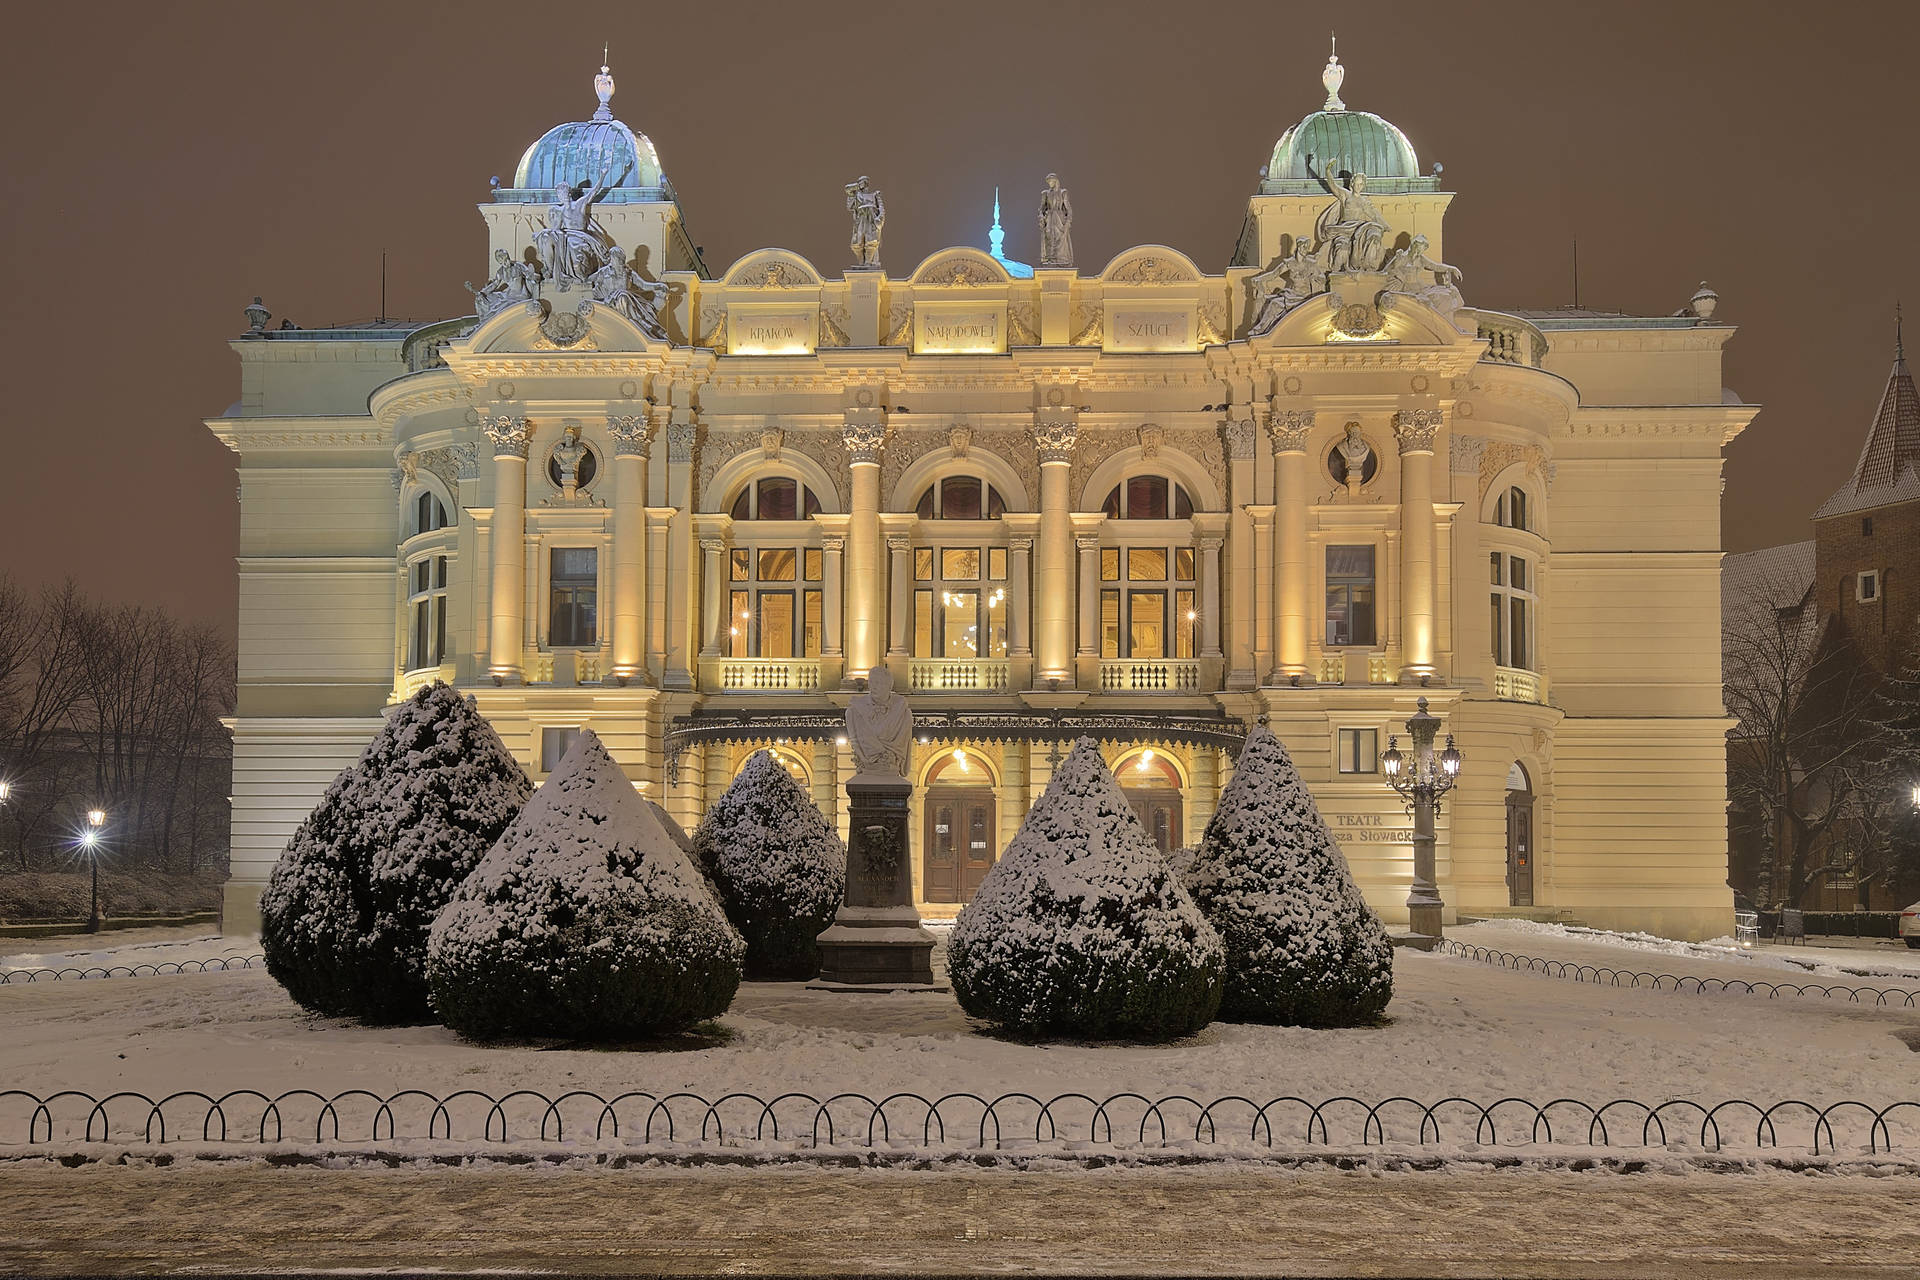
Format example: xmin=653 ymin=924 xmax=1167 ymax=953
xmin=814 ymin=776 xmax=938 ymax=988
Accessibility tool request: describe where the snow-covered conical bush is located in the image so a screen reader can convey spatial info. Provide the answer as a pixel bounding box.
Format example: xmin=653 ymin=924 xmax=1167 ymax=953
xmin=947 ymin=738 xmax=1225 ymax=1040
xmin=691 ymin=750 xmax=846 ymax=979
xmin=1183 ymin=726 xmax=1394 ymax=1026
xmin=259 ymin=683 xmax=530 ymax=1023
xmin=426 ymin=730 xmax=743 ymax=1040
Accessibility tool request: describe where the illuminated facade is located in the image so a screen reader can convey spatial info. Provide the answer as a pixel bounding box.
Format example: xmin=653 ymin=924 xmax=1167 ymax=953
xmin=211 ymin=57 xmax=1753 ymax=939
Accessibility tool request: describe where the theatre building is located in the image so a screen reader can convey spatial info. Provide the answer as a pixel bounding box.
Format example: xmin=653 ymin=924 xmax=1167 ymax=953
xmin=210 ymin=54 xmax=1753 ymax=939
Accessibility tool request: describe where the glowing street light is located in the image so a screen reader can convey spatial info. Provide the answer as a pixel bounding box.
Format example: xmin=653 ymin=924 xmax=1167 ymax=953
xmin=1383 ymin=697 xmax=1462 ymax=942
xmin=81 ymin=807 xmax=107 ymax=933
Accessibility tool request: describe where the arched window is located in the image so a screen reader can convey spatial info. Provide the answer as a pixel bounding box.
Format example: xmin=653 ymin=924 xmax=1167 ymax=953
xmin=1494 ymin=485 xmax=1530 ymax=532
xmin=729 ymin=476 xmax=823 ymax=521
xmin=1100 ymin=476 xmax=1194 ymax=520
xmin=915 ymin=475 xmax=1007 ymax=520
xmin=413 ymin=491 xmax=449 ymax=536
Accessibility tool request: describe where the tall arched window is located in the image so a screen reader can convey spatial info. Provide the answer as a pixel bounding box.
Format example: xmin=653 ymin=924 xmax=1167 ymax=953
xmin=915 ymin=475 xmax=1008 ymax=520
xmin=413 ymin=491 xmax=449 ymax=535
xmin=1100 ymin=476 xmax=1194 ymax=520
xmin=1494 ymin=485 xmax=1529 ymax=532
xmin=729 ymin=476 xmax=823 ymax=521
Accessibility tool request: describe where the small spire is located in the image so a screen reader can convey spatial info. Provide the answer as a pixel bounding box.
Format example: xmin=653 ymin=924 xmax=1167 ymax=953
xmin=593 ymin=58 xmax=615 ymax=121
xmin=1898 ymin=301 xmax=1906 ymax=367
xmin=1322 ymin=32 xmax=1346 ymax=111
xmin=988 ymin=187 xmax=1006 ymax=258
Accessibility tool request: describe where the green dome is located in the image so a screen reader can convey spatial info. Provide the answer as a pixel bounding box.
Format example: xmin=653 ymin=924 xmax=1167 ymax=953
xmin=501 ymin=65 xmax=670 ymax=202
xmin=1269 ymin=110 xmax=1420 ymax=183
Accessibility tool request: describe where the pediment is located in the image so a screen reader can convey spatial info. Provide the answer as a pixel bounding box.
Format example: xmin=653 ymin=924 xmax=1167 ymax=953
xmin=457 ymin=294 xmax=660 ymax=357
xmin=1099 ymin=246 xmax=1205 ymax=284
xmin=720 ymin=248 xmax=827 ymax=290
xmin=908 ymin=247 xmax=1012 ymax=288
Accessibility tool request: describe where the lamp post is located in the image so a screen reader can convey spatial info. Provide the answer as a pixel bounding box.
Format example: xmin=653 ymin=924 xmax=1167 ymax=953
xmin=1382 ymin=697 xmax=1461 ymax=942
xmin=82 ymin=808 xmax=106 ymax=934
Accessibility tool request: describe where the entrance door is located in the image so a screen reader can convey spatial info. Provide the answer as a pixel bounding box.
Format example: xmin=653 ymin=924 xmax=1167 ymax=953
xmin=924 ymin=788 xmax=997 ymax=903
xmin=1127 ymin=790 xmax=1184 ymax=856
xmin=1505 ymin=766 xmax=1535 ymax=907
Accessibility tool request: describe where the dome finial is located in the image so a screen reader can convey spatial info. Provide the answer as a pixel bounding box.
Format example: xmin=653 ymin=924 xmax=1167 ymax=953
xmin=593 ymin=52 xmax=615 ymax=122
xmin=1323 ymin=33 xmax=1346 ymax=112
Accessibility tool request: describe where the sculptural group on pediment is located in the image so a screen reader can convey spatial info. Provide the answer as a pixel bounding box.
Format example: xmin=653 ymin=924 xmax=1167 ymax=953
xmin=467 ymin=249 xmax=543 ymax=321
xmin=536 ymin=165 xmax=620 ymax=286
xmin=590 ymin=245 xmax=671 ymax=340
xmin=1381 ymin=235 xmax=1465 ymax=322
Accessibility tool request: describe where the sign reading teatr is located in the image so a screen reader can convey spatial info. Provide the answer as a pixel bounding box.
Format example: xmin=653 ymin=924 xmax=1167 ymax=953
xmin=1330 ymin=811 xmax=1415 ymax=844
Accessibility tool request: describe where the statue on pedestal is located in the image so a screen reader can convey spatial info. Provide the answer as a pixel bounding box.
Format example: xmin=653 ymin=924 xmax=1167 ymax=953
xmin=846 ymin=665 xmax=912 ymax=780
xmin=1038 ymin=173 xmax=1074 ymax=268
xmin=846 ymin=176 xmax=886 ymax=269
xmin=536 ymin=162 xmax=620 ymax=285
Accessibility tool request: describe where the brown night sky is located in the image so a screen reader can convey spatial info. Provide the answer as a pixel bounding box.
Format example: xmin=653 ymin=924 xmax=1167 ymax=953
xmin=1 ymin=0 xmax=1912 ymax=634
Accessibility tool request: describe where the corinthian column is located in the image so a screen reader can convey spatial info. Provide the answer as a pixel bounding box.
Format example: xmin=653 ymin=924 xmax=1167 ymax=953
xmin=483 ymin=414 xmax=532 ymax=682
xmin=842 ymin=415 xmax=888 ymax=680
xmin=1031 ymin=416 xmax=1077 ymax=684
xmin=608 ymin=411 xmax=656 ymax=684
xmin=1394 ymin=407 xmax=1444 ymax=679
xmin=1267 ymin=408 xmax=1314 ymax=681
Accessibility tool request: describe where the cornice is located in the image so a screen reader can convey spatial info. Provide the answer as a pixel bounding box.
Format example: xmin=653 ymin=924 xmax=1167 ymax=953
xmin=1567 ymin=404 xmax=1759 ymax=446
xmin=205 ymin=417 xmax=387 ymax=453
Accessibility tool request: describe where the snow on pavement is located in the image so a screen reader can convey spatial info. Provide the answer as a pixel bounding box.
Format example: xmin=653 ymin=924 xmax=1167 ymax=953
xmin=1454 ymin=919 xmax=1920 ymax=985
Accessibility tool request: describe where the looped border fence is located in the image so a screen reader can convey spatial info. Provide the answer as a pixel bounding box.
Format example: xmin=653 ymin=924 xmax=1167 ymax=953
xmin=0 ymin=1089 xmax=1913 ymax=1157
xmin=0 ymin=956 xmax=266 ymax=984
xmin=1436 ymin=940 xmax=1920 ymax=1008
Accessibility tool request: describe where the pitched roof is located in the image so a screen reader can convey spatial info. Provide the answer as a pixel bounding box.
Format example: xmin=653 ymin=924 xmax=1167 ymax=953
xmin=1722 ymin=540 xmax=1816 ymax=620
xmin=1815 ymin=316 xmax=1920 ymax=519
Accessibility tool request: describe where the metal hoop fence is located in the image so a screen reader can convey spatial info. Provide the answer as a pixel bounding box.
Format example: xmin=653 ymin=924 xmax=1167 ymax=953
xmin=0 ymin=1089 xmax=1914 ymax=1157
xmin=1436 ymin=940 xmax=1920 ymax=1008
xmin=0 ymin=956 xmax=267 ymax=984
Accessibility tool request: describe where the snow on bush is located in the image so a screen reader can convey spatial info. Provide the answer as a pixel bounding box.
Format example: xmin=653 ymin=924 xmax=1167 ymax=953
xmin=259 ymin=683 xmax=530 ymax=1024
xmin=947 ymin=738 xmax=1225 ymax=1041
xmin=1183 ymin=726 xmax=1394 ymax=1026
xmin=426 ymin=730 xmax=744 ymax=1041
xmin=691 ymin=750 xmax=846 ymax=980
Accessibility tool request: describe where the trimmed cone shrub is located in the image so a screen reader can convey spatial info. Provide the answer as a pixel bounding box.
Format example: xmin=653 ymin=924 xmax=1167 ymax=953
xmin=691 ymin=750 xmax=846 ymax=979
xmin=947 ymin=738 xmax=1225 ymax=1041
xmin=1183 ymin=726 xmax=1394 ymax=1026
xmin=426 ymin=729 xmax=744 ymax=1040
xmin=260 ymin=683 xmax=531 ymax=1023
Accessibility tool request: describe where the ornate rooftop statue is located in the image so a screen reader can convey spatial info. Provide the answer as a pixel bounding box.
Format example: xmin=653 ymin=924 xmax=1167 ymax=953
xmin=536 ymin=161 xmax=619 ymax=285
xmin=847 ymin=665 xmax=911 ymax=780
xmin=589 ymin=245 xmax=670 ymax=340
xmin=1383 ymin=235 xmax=1465 ymax=319
xmin=1039 ymin=173 xmax=1074 ymax=268
xmin=1249 ymin=237 xmax=1330 ymax=336
xmin=244 ymin=297 xmax=270 ymax=333
xmin=466 ymin=249 xmax=538 ymax=320
xmin=1312 ymin=160 xmax=1389 ymax=272
xmin=846 ymin=176 xmax=885 ymax=270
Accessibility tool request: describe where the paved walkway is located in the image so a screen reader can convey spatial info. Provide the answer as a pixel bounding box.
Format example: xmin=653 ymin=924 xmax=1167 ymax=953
xmin=0 ymin=1163 xmax=1915 ymax=1277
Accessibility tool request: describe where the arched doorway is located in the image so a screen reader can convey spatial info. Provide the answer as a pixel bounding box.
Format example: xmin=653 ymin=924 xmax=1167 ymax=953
xmin=1118 ymin=748 xmax=1184 ymax=855
xmin=923 ymin=749 xmax=997 ymax=904
xmin=1505 ymin=762 xmax=1535 ymax=907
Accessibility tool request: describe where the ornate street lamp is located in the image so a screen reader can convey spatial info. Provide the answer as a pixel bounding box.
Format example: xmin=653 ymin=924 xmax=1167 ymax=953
xmin=81 ymin=808 xmax=107 ymax=934
xmin=1382 ymin=697 xmax=1461 ymax=941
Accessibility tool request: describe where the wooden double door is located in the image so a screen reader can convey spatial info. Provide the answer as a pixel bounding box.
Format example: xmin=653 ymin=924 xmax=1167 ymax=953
xmin=924 ymin=787 xmax=997 ymax=903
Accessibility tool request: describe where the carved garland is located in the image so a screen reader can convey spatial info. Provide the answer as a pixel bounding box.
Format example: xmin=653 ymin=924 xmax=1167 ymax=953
xmin=1477 ymin=438 xmax=1549 ymax=501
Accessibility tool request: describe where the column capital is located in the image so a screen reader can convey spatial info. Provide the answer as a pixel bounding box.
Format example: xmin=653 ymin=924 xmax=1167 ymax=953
xmin=1222 ymin=416 xmax=1260 ymax=461
xmin=885 ymin=532 xmax=913 ymax=554
xmin=481 ymin=414 xmax=532 ymax=459
xmin=1393 ymin=407 xmax=1445 ymax=454
xmin=1196 ymin=533 xmax=1225 ymax=553
xmin=1074 ymin=531 xmax=1102 ymax=554
xmin=820 ymin=531 xmax=847 ymax=554
xmin=698 ymin=535 xmax=729 ymax=555
xmin=1266 ymin=408 xmax=1316 ymax=455
xmin=608 ymin=412 xmax=656 ymax=458
xmin=1007 ymin=533 xmax=1035 ymax=554
xmin=667 ymin=421 xmax=698 ymax=464
xmin=1031 ymin=417 xmax=1079 ymax=463
xmin=840 ymin=418 xmax=889 ymax=464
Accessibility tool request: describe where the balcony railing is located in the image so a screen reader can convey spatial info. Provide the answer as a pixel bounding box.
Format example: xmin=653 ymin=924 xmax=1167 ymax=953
xmin=711 ymin=658 xmax=822 ymax=692
xmin=1492 ymin=666 xmax=1545 ymax=704
xmin=910 ymin=659 xmax=1012 ymax=693
xmin=1099 ymin=659 xmax=1201 ymax=693
xmin=1474 ymin=313 xmax=1548 ymax=368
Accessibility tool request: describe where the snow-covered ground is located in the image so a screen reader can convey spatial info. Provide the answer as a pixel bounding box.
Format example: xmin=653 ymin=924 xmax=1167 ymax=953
xmin=1455 ymin=919 xmax=1920 ymax=983
xmin=0 ymin=928 xmax=259 ymax=972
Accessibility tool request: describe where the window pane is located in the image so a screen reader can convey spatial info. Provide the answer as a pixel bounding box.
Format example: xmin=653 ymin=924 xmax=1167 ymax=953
xmin=1128 ymin=547 xmax=1168 ymax=581
xmin=759 ymin=548 xmax=797 ymax=581
xmin=1338 ymin=728 xmax=1378 ymax=774
xmin=942 ymin=548 xmax=981 ymax=580
xmin=1492 ymin=593 xmax=1504 ymax=664
xmin=433 ymin=598 xmax=446 ymax=666
xmin=1175 ymin=589 xmax=1195 ymax=658
xmin=1326 ymin=545 xmax=1374 ymax=580
xmin=730 ymin=549 xmax=750 ymax=582
xmin=988 ymin=548 xmax=1007 ymax=580
xmin=730 ymin=488 xmax=751 ymax=520
xmin=914 ymin=590 xmax=933 ymax=657
xmin=1349 ymin=585 xmax=1375 ymax=646
xmin=1100 ymin=590 xmax=1121 ymax=658
xmin=435 ymin=556 xmax=448 ymax=589
xmin=1510 ymin=488 xmax=1528 ymax=531
xmin=803 ymin=487 xmax=821 ymax=518
xmin=803 ymin=591 xmax=823 ymax=657
xmin=575 ymin=589 xmax=596 ymax=646
xmin=730 ymin=590 xmax=749 ymax=657
xmin=1174 ymin=548 xmax=1195 ymax=581
xmin=803 ymin=548 xmax=822 ymax=582
xmin=1509 ymin=557 xmax=1527 ymax=592
xmin=942 ymin=590 xmax=979 ymax=658
xmin=987 ymin=486 xmax=1006 ymax=518
xmin=541 ymin=727 xmax=580 ymax=771
xmin=1101 ymin=548 xmax=1120 ymax=581
xmin=986 ymin=582 xmax=1008 ymax=658
xmin=757 ymin=477 xmax=797 ymax=521
xmin=1326 ymin=585 xmax=1349 ymax=647
xmin=761 ymin=593 xmax=795 ymax=659
xmin=1101 ymin=486 xmax=1121 ymax=518
xmin=1126 ymin=475 xmax=1168 ymax=519
xmin=915 ymin=548 xmax=933 ymax=581
xmin=413 ymin=561 xmax=429 ymax=594
xmin=1129 ymin=592 xmax=1166 ymax=658
xmin=1174 ymin=485 xmax=1194 ymax=519
xmin=916 ymin=487 xmax=935 ymax=519
xmin=1489 ymin=552 xmax=1503 ymax=585
xmin=411 ymin=602 xmax=428 ymax=669
xmin=1510 ymin=597 xmax=1529 ymax=670
xmin=940 ymin=476 xmax=982 ymax=521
